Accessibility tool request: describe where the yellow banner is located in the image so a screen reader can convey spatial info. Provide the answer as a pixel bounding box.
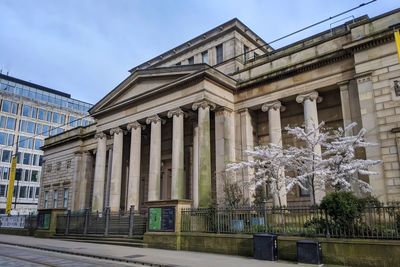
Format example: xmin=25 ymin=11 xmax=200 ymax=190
xmin=6 ymin=156 xmax=17 ymax=214
xmin=395 ymin=30 xmax=400 ymax=63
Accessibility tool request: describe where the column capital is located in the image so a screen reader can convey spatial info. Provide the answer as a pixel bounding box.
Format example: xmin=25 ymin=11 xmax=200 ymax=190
xmin=94 ymin=132 xmax=107 ymax=140
xmin=261 ymin=100 xmax=286 ymax=112
xmin=127 ymin=121 xmax=145 ymax=131
xmin=296 ymin=91 xmax=323 ymax=104
xmin=167 ymin=108 xmax=185 ymax=118
xmin=146 ymin=114 xmax=166 ymax=125
xmin=192 ymin=100 xmax=216 ymax=111
xmin=110 ymin=127 xmax=124 ymax=135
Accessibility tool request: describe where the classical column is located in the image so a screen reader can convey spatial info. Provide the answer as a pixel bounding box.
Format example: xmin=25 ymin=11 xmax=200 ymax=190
xmin=238 ymin=108 xmax=254 ymax=202
xmin=71 ymin=152 xmax=82 ymax=211
xmin=261 ymin=100 xmax=287 ymax=207
xmin=109 ymin=127 xmax=124 ymax=211
xmin=192 ymin=100 xmax=215 ymax=207
xmin=127 ymin=122 xmax=144 ymax=210
xmin=338 ymin=81 xmax=353 ymax=133
xmin=92 ymin=132 xmax=107 ymax=211
xmin=296 ymin=91 xmax=325 ymax=204
xmin=168 ymin=108 xmax=185 ymax=200
xmin=146 ymin=115 xmax=163 ymax=201
xmin=192 ymin=125 xmax=199 ymax=208
xmin=215 ymin=108 xmax=235 ymax=205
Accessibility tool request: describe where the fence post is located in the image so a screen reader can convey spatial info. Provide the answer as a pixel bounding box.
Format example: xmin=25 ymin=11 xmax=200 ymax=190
xmin=83 ymin=208 xmax=90 ymax=236
xmin=216 ymin=204 xmax=220 ymax=234
xmin=65 ymin=210 xmax=71 ymax=235
xmin=104 ymin=207 xmax=110 ymax=237
xmin=263 ymin=200 xmax=268 ymax=232
xmin=128 ymin=205 xmax=135 ymax=238
xmin=324 ymin=208 xmax=330 ymax=238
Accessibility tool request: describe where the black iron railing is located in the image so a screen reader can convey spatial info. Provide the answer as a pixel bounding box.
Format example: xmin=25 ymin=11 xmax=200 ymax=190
xmin=181 ymin=204 xmax=400 ymax=239
xmin=56 ymin=206 xmax=147 ymax=237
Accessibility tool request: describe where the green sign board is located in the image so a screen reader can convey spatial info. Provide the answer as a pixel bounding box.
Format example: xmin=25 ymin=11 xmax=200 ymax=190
xmin=149 ymin=208 xmax=162 ymax=231
xmin=148 ymin=206 xmax=175 ymax=232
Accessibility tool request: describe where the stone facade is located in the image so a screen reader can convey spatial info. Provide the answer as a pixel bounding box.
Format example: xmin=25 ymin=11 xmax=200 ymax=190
xmin=40 ymin=10 xmax=400 ymax=212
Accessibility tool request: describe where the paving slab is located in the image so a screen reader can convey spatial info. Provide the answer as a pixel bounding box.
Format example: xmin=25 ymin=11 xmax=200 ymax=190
xmin=0 ymin=234 xmax=299 ymax=267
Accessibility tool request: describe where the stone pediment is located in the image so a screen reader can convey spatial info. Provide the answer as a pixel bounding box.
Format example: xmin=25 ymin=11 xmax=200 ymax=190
xmin=89 ymin=65 xmax=209 ymax=115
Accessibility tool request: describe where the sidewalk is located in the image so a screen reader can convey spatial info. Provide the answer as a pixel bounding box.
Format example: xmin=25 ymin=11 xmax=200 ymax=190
xmin=0 ymin=234 xmax=298 ymax=267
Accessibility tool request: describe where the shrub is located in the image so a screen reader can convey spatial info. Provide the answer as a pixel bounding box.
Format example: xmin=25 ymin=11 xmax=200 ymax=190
xmin=319 ymin=191 xmax=364 ymax=229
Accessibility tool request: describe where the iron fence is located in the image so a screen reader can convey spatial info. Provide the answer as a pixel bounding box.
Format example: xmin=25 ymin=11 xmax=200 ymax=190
xmin=181 ymin=204 xmax=400 ymax=239
xmin=0 ymin=213 xmax=37 ymax=234
xmin=56 ymin=206 xmax=147 ymax=237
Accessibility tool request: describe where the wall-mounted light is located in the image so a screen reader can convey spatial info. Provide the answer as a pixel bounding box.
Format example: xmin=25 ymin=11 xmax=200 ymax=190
xmin=394 ymin=80 xmax=400 ymax=96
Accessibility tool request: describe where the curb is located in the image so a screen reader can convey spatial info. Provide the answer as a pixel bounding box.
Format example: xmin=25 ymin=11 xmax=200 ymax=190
xmin=0 ymin=240 xmax=179 ymax=267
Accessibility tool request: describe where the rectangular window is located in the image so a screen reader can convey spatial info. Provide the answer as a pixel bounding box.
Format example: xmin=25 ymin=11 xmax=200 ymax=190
xmin=6 ymin=117 xmax=16 ymax=130
xmin=28 ymin=187 xmax=34 ymax=198
xmin=63 ymin=188 xmax=69 ymax=208
xmin=254 ymin=52 xmax=259 ymax=59
xmin=34 ymin=139 xmax=43 ymax=150
xmin=0 ymin=116 xmax=6 ymax=128
xmin=38 ymin=109 xmax=46 ymax=121
xmin=31 ymin=107 xmax=37 ymax=119
xmin=0 ymin=184 xmax=6 ymax=197
xmin=68 ymin=116 xmax=76 ymax=127
xmin=7 ymin=134 xmax=14 ymax=146
xmin=24 ymin=169 xmax=30 ymax=181
xmin=0 ymin=132 xmax=6 ymax=145
xmin=19 ymin=120 xmax=26 ymax=132
xmin=22 ymin=105 xmax=31 ymax=117
xmin=201 ymin=51 xmax=209 ymax=64
xmin=23 ymin=153 xmax=31 ymax=165
xmin=19 ymin=186 xmax=27 ymax=198
xmin=11 ymin=102 xmax=18 ymax=114
xmin=44 ymin=191 xmax=49 ymax=208
xmin=60 ymin=114 xmax=66 ymax=125
xmin=52 ymin=112 xmax=59 ymax=123
xmin=46 ymin=111 xmax=52 ymax=122
xmin=1 ymin=100 xmax=11 ymax=113
xmin=27 ymin=121 xmax=35 ymax=133
xmin=35 ymin=187 xmax=39 ymax=198
xmin=216 ymin=44 xmax=223 ymax=64
xmin=35 ymin=123 xmax=42 ymax=135
xmin=243 ymin=45 xmax=249 ymax=62
xmin=53 ymin=190 xmax=58 ymax=208
xmin=15 ymin=168 xmax=22 ymax=181
xmin=1 ymin=150 xmax=11 ymax=163
xmin=42 ymin=125 xmax=50 ymax=136
xmin=188 ymin=56 xmax=194 ymax=65
xmin=31 ymin=170 xmax=39 ymax=182
xmin=3 ymin=167 xmax=9 ymax=180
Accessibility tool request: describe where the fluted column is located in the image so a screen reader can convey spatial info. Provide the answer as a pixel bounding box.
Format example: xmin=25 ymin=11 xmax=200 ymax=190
xmin=261 ymin=100 xmax=287 ymax=207
xmin=192 ymin=100 xmax=215 ymax=207
xmin=296 ymin=91 xmax=325 ymax=204
xmin=168 ymin=108 xmax=185 ymax=199
xmin=338 ymin=81 xmax=353 ymax=134
xmin=146 ymin=115 xmax=163 ymax=201
xmin=127 ymin=122 xmax=144 ymax=210
xmin=92 ymin=132 xmax=107 ymax=211
xmin=192 ymin=125 xmax=199 ymax=208
xmin=109 ymin=127 xmax=124 ymax=211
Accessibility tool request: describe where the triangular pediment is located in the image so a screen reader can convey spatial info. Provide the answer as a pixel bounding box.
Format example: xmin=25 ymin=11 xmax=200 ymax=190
xmin=90 ymin=65 xmax=208 ymax=115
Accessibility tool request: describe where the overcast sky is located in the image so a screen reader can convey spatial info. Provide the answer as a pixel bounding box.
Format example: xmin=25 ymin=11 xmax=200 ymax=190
xmin=0 ymin=0 xmax=398 ymax=104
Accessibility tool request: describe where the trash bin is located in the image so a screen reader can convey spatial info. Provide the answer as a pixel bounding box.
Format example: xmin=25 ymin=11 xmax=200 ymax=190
xmin=297 ymin=240 xmax=322 ymax=265
xmin=253 ymin=233 xmax=278 ymax=261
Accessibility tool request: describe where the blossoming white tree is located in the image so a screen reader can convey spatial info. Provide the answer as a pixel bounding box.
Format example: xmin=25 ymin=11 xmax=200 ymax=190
xmin=227 ymin=121 xmax=380 ymax=207
xmin=322 ymin=122 xmax=378 ymax=194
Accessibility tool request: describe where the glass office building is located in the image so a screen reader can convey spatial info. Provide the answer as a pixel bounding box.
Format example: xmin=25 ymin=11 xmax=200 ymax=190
xmin=0 ymin=73 xmax=93 ymax=214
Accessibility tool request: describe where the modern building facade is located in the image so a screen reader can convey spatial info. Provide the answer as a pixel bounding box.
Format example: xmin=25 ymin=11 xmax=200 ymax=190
xmin=39 ymin=9 xmax=400 ymax=212
xmin=0 ymin=73 xmax=93 ymax=214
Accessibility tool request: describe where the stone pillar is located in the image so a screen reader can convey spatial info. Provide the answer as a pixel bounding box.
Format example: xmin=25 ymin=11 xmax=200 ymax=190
xmin=356 ymin=74 xmax=387 ymax=202
xmin=109 ymin=127 xmax=124 ymax=211
xmin=296 ymin=91 xmax=325 ymax=204
xmin=215 ymin=108 xmax=235 ymax=205
xmin=192 ymin=100 xmax=215 ymax=207
xmin=78 ymin=152 xmax=91 ymax=210
xmin=71 ymin=152 xmax=82 ymax=211
xmin=92 ymin=133 xmax=107 ymax=211
xmin=261 ymin=100 xmax=287 ymax=207
xmin=192 ymin=125 xmax=199 ymax=208
xmin=238 ymin=108 xmax=254 ymax=202
xmin=127 ymin=122 xmax=144 ymax=210
xmin=146 ymin=115 xmax=163 ymax=201
xmin=339 ymin=81 xmax=353 ymax=133
xmin=168 ymin=108 xmax=185 ymax=200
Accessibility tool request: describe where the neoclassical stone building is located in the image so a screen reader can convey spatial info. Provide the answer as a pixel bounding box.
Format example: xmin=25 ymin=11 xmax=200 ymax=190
xmin=39 ymin=9 xmax=400 ymax=212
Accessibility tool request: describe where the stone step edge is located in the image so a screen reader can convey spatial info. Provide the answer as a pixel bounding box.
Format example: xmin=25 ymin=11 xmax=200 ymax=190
xmin=58 ymin=238 xmax=147 ymax=247
xmin=54 ymin=236 xmax=144 ymax=242
xmin=0 ymin=240 xmax=175 ymax=267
